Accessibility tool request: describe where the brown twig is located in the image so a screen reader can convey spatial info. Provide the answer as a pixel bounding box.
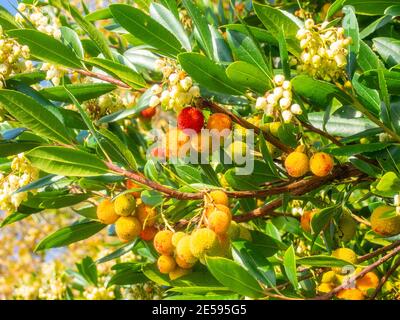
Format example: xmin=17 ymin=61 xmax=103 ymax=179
xmin=357 ymin=240 xmax=400 ymax=263
xmin=370 ymin=257 xmax=400 ymax=299
xmin=74 ymin=69 xmax=131 ymax=89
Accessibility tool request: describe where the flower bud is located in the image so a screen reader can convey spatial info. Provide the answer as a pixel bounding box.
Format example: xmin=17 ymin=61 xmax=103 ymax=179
xmin=149 ymin=95 xmax=160 ymax=108
xmin=282 ymin=110 xmax=293 ymax=123
xmin=290 ymin=103 xmax=302 ymax=115
xmin=273 ymin=74 xmax=285 ymax=86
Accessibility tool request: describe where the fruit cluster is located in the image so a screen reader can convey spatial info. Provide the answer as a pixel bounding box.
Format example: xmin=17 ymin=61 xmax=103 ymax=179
xmin=150 ymin=58 xmax=200 ymax=113
xmin=296 ymin=19 xmax=352 ymax=82
xmin=318 ymin=248 xmax=380 ymax=300
xmin=285 ymin=147 xmax=334 ymax=178
xmin=0 ymin=27 xmax=31 ymax=86
xmin=76 ymin=93 xmax=125 ymax=119
xmin=0 ymin=153 xmax=39 ymax=213
xmin=153 ymin=190 xmax=250 ymax=280
xmin=256 ymin=74 xmax=302 ymax=123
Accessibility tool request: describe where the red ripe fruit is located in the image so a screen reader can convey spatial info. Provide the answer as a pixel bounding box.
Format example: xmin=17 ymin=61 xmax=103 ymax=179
xmin=141 ymin=107 xmax=156 ymax=118
xmin=177 ymin=107 xmax=204 ymax=134
xmin=140 ymin=226 xmax=158 ymax=241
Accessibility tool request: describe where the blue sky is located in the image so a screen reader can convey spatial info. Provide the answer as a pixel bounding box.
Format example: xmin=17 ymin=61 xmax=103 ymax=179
xmin=0 ymin=0 xmax=17 ymax=13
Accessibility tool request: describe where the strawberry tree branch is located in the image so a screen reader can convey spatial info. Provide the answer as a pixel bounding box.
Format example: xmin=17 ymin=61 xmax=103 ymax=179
xmin=370 ymin=257 xmax=400 ymax=299
xmin=358 ymin=240 xmax=400 ymax=263
xmin=74 ymin=69 xmax=131 ymax=89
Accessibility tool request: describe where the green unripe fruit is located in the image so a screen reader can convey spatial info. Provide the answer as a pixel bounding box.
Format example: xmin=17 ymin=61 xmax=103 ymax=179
xmin=335 ymin=212 xmax=357 ymax=243
xmin=114 ymin=194 xmax=136 ymax=216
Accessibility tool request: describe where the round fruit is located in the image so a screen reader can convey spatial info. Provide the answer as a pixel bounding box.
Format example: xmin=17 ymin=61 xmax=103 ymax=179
xmin=164 ymin=128 xmax=190 ymax=159
xmin=140 ymin=226 xmax=158 ymax=241
xmin=153 ymin=230 xmax=174 ymax=255
xmin=332 ymin=248 xmax=357 ymax=274
xmin=207 ymin=210 xmax=232 ymax=234
xmin=321 ymin=271 xmax=337 ymax=284
xmin=209 ymin=190 xmax=229 ymax=207
xmin=177 ymin=107 xmax=204 ymax=134
xmin=125 ymin=180 xmax=142 ymax=198
xmin=268 ymin=122 xmax=282 ymax=137
xmin=356 ymin=272 xmax=379 ymax=294
xmin=204 ymin=204 xmax=231 ymax=219
xmin=206 ymin=113 xmax=232 ymax=134
xmin=96 ymin=199 xmax=119 ymax=225
xmin=284 ymin=151 xmax=309 ymax=178
xmin=300 ymin=210 xmax=317 ymax=233
xmin=317 ymin=283 xmax=334 ymax=293
xmin=157 ymin=255 xmax=176 ymax=274
xmin=114 ymin=194 xmax=136 ymax=216
xmin=115 ymin=216 xmax=142 ymax=242
xmin=136 ymin=203 xmax=157 ymax=227
xmin=226 ymin=141 xmax=247 ymax=160
xmin=172 ymin=231 xmax=186 ymax=247
xmin=370 ymin=205 xmax=400 ymax=237
xmin=310 ymin=152 xmax=334 ymax=177
xmin=175 ymin=255 xmax=195 ymax=269
xmin=335 ymin=212 xmax=357 ymax=242
xmin=190 ymin=228 xmax=219 ymax=258
xmin=176 ymin=235 xmax=198 ymax=264
xmin=141 ymin=106 xmax=156 ymax=118
xmin=169 ymin=267 xmax=190 ymax=280
xmin=336 ymin=288 xmax=365 ymax=300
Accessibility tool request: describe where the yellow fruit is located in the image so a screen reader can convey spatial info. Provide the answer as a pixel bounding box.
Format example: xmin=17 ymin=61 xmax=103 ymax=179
xmin=206 ymin=113 xmax=232 ymax=134
xmin=157 ymin=255 xmax=176 ymax=274
xmin=335 ymin=212 xmax=357 ymax=242
xmin=96 ymin=199 xmax=119 ymax=224
xmin=136 ymin=203 xmax=157 ymax=227
xmin=190 ymin=228 xmax=219 ymax=258
xmin=153 ymin=230 xmax=174 ymax=255
xmin=125 ymin=180 xmax=142 ymax=198
xmin=336 ymin=288 xmax=365 ymax=300
xmin=370 ymin=205 xmax=400 ymax=237
xmin=300 ymin=210 xmax=318 ymax=233
xmin=238 ymin=225 xmax=252 ymax=241
xmin=204 ymin=204 xmax=231 ymax=218
xmin=321 ymin=271 xmax=337 ymax=284
xmin=332 ymin=248 xmax=357 ymax=274
xmin=164 ymin=128 xmax=190 ymax=159
xmin=176 ymin=235 xmax=197 ymax=264
xmin=207 ymin=210 xmax=232 ymax=234
xmin=172 ymin=231 xmax=186 ymax=247
xmin=169 ymin=267 xmax=191 ymax=280
xmin=317 ymin=283 xmax=334 ymax=293
xmin=114 ymin=194 xmax=136 ymax=216
xmin=227 ymin=141 xmax=247 ymax=160
xmin=115 ymin=216 xmax=142 ymax=242
xmin=284 ymin=151 xmax=309 ymax=178
xmin=356 ymin=272 xmax=379 ymax=294
xmin=309 ymin=152 xmax=334 ymax=177
xmin=227 ymin=221 xmax=240 ymax=239
xmin=209 ymin=190 xmax=229 ymax=206
xmin=175 ymin=255 xmax=195 ymax=269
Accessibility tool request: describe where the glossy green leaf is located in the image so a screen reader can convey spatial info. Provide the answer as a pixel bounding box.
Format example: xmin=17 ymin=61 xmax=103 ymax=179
xmin=226 ymin=61 xmax=269 ymax=93
xmin=39 ymin=83 xmax=116 ymax=102
xmin=60 ymin=26 xmax=84 ymax=59
xmin=283 ymin=246 xmax=298 ymax=289
xmin=360 ymin=69 xmax=400 ymax=95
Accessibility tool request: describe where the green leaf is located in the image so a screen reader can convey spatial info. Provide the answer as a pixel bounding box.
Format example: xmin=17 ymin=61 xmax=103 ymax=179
xmin=0 ymin=90 xmax=72 ymax=145
xmin=258 ymin=134 xmax=279 ymax=178
xmin=110 ymin=4 xmax=182 ymax=58
xmin=60 ymin=26 xmax=84 ymax=59
xmin=209 ymin=24 xmax=233 ymax=63
xmin=283 ymin=246 xmax=298 ymax=289
xmin=345 ymin=0 xmax=400 ymax=15
xmin=108 ymin=268 xmax=147 ymax=287
xmin=7 ymin=29 xmax=82 ymax=69
xmin=68 ymin=5 xmax=114 ymax=61
xmin=297 ymin=255 xmax=355 ymax=268
xmin=0 ymin=5 xmax=19 ymax=30
xmin=77 ymin=256 xmax=98 ymax=286
xmin=253 ymin=3 xmax=302 ymax=56
xmin=39 ymin=83 xmax=116 ymax=102
xmin=182 ymin=0 xmax=213 ymax=58
xmin=324 ymin=143 xmax=389 ymax=156
xmin=206 ymin=256 xmax=264 ymax=298
xmin=358 ymin=40 xmax=383 ymax=72
xmin=85 ymin=8 xmax=112 ymax=21
xmin=359 ymin=16 xmax=392 ymax=40
xmin=150 ymin=3 xmax=191 ymax=52
xmin=96 ymin=239 xmax=139 ymax=264
xmin=372 ymin=37 xmax=400 ymax=67
xmin=86 ymin=57 xmax=146 ymax=89
xmin=326 ymin=0 xmax=346 ymax=19
xmin=0 ymin=141 xmax=41 ymax=157
xmin=16 ymin=175 xmax=64 ymax=194
xmin=311 ymin=205 xmax=341 ymax=237
xmin=35 ymin=220 xmax=105 ymax=251
xmin=0 ymin=212 xmax=33 ymax=228
xmin=376 ymin=172 xmax=400 ymax=196
xmin=226 ymin=61 xmax=269 ymax=93
xmin=360 ymin=69 xmax=400 ymax=95
xmin=142 ymin=264 xmax=171 ymax=286
xmin=27 ymin=146 xmax=109 ymax=177
xmin=352 ymin=73 xmax=380 ymax=116
xmin=23 ymin=192 xmax=90 ymax=210
xmin=178 ymin=52 xmax=244 ymax=95
xmin=342 ymin=5 xmax=359 ymax=77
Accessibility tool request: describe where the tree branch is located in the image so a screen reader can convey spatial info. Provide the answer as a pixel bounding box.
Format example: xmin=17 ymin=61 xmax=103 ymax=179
xmin=357 ymin=240 xmax=400 ymax=263
xmin=370 ymin=256 xmax=400 ymax=300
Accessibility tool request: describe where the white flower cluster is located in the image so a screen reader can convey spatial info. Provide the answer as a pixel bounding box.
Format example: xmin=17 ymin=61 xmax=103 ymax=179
xmin=16 ymin=3 xmax=61 ymax=39
xmin=150 ymin=58 xmax=200 ymax=113
xmin=0 ymin=153 xmax=39 ymax=213
xmin=83 ymin=286 xmax=115 ymax=300
xmin=255 ymin=74 xmax=301 ymax=123
xmin=40 ymin=63 xmax=66 ymax=86
xmin=0 ymin=27 xmax=32 ymax=87
xmin=296 ymin=19 xmax=352 ymax=82
xmin=80 ymin=93 xmax=124 ymax=119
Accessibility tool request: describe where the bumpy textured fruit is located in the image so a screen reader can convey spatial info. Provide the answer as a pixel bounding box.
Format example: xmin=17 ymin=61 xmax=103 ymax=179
xmin=300 ymin=210 xmax=317 ymax=233
xmin=125 ymin=180 xmax=142 ymax=198
xmin=321 ymin=271 xmax=337 ymax=284
xmin=336 ymin=288 xmax=365 ymax=300
xmin=177 ymin=107 xmax=204 ymax=133
xmin=136 ymin=203 xmax=157 ymax=227
xmin=176 ymin=235 xmax=198 ymax=264
xmin=310 ymin=152 xmax=334 ymax=177
xmin=370 ymin=205 xmax=400 ymax=237
xmin=175 ymin=255 xmax=195 ymax=269
xmin=227 ymin=141 xmax=247 ymax=160
xmin=206 ymin=113 xmax=232 ymax=134
xmin=204 ymin=204 xmax=231 ymax=219
xmin=157 ymin=255 xmax=176 ymax=274
xmin=356 ymin=272 xmax=379 ymax=294
xmin=190 ymin=228 xmax=219 ymax=258
xmin=332 ymin=248 xmax=357 ymax=274
xmin=172 ymin=231 xmax=186 ymax=247
xmin=209 ymin=190 xmax=229 ymax=206
xmin=207 ymin=210 xmax=232 ymax=234
xmin=284 ymin=151 xmax=309 ymax=178
xmin=114 ymin=194 xmax=136 ymax=216
xmin=169 ymin=267 xmax=190 ymax=280
xmin=335 ymin=212 xmax=357 ymax=242
xmin=140 ymin=226 xmax=158 ymax=241
xmin=141 ymin=106 xmax=156 ymax=118
xmin=96 ymin=199 xmax=119 ymax=225
xmin=115 ymin=216 xmax=142 ymax=242
xmin=154 ymin=230 xmax=174 ymax=255
xmin=317 ymin=283 xmax=334 ymax=293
